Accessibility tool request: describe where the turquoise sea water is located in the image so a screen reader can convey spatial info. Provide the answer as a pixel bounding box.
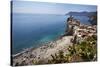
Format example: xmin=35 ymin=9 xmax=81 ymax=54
xmin=12 ymin=13 xmax=90 ymax=54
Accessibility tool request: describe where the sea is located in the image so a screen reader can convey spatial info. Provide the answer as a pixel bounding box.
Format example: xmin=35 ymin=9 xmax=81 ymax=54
xmin=12 ymin=13 xmax=90 ymax=54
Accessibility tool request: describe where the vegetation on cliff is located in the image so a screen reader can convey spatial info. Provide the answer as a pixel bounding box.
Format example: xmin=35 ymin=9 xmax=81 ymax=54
xmin=47 ymin=35 xmax=97 ymax=64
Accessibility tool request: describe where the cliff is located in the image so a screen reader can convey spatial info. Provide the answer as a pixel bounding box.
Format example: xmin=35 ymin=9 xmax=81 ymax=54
xmin=64 ymin=16 xmax=97 ymax=44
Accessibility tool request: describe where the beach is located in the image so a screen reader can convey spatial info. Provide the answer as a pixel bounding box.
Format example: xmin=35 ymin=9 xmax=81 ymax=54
xmin=13 ymin=35 xmax=73 ymax=65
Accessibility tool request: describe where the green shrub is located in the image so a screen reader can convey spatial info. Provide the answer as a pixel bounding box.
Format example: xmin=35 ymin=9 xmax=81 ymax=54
xmin=47 ymin=35 xmax=97 ymax=64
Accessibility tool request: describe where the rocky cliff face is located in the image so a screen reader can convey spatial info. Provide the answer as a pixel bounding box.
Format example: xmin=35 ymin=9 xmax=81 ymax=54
xmin=64 ymin=16 xmax=80 ymax=36
xmin=64 ymin=16 xmax=97 ymax=44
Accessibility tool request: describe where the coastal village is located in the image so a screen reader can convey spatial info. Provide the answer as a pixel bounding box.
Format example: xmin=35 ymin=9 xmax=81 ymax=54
xmin=12 ymin=15 xmax=97 ymax=66
xmin=66 ymin=15 xmax=97 ymax=44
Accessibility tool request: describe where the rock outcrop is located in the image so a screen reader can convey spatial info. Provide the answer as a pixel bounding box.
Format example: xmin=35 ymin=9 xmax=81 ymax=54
xmin=64 ymin=15 xmax=80 ymax=36
xmin=64 ymin=15 xmax=97 ymax=44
